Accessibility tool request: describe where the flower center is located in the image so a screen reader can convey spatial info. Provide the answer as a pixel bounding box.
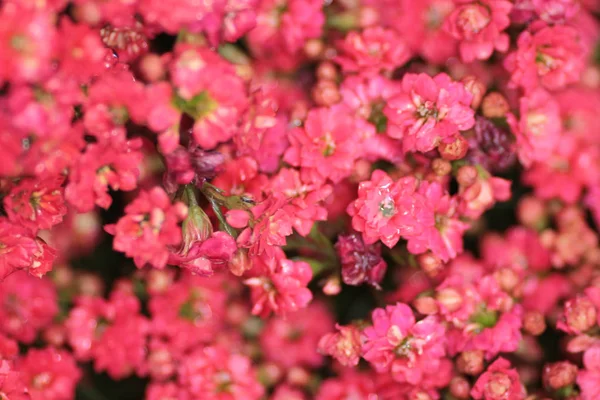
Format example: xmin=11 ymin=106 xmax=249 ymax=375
xmin=416 ymin=102 xmax=439 ymax=120
xmin=456 ymin=5 xmax=491 ymax=36
xmin=379 ymin=196 xmax=396 ymax=217
xmin=320 ymin=132 xmax=336 ymax=157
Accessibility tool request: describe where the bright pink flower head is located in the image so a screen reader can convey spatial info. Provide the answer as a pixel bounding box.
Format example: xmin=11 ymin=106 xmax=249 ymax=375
xmin=17 ymin=347 xmax=81 ymax=400
xmin=178 ymin=345 xmax=264 ymax=400
xmin=394 ymin=0 xmax=458 ymax=65
xmin=533 ymin=0 xmax=580 ymax=23
xmin=260 ymin=301 xmax=334 ymax=369
xmin=245 ymin=249 xmax=313 ymax=317
xmin=505 ymin=24 xmax=586 ymax=92
xmin=105 ymin=187 xmax=188 ymax=269
xmin=4 ymin=177 xmax=66 ymax=231
xmin=316 ymin=371 xmax=377 ymax=400
xmin=56 ymin=18 xmax=107 ymax=83
xmin=284 ymin=105 xmax=366 ymax=184
xmin=458 ymin=169 xmax=511 ymax=220
xmin=385 ymin=73 xmax=475 ymax=154
xmin=406 ymin=180 xmax=469 ymax=262
xmin=0 ymin=271 xmax=58 ymax=344
xmin=578 ymin=346 xmax=600 ymax=400
xmin=0 ymin=360 xmax=29 ymax=400
xmin=235 ymin=195 xmax=294 ymax=258
xmin=170 ymin=45 xmax=248 ymax=150
xmin=347 ymin=170 xmax=434 ymax=248
xmin=507 ymin=88 xmax=561 ymax=167
xmin=335 ymin=232 xmax=387 ymax=288
xmin=267 ymin=168 xmax=332 ymax=236
xmin=318 ymin=323 xmax=362 ymax=367
xmin=0 ymin=4 xmax=55 ymax=84
xmin=65 ymin=137 xmax=144 ymax=212
xmin=362 ymin=303 xmax=447 ymax=385
xmin=443 ymin=0 xmax=512 ymax=62
xmin=0 ymin=219 xmax=45 ymax=280
xmin=471 ymin=357 xmax=526 ymax=400
xmin=557 ymin=289 xmax=600 ymax=335
xmin=335 ymin=27 xmax=411 ymax=76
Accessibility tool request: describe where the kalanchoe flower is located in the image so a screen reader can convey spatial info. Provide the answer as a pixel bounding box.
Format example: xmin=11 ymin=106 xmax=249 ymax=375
xmin=261 ymin=301 xmax=334 ymax=369
xmin=557 ymin=288 xmax=600 ymax=335
xmin=507 ymin=89 xmax=561 ymax=167
xmin=543 ymin=361 xmax=578 ymax=391
xmin=532 ymin=0 xmax=580 ymax=24
xmin=4 ymin=176 xmax=66 ymax=231
xmin=335 ymin=27 xmax=411 ymax=76
xmin=17 ymin=347 xmax=81 ymax=400
xmin=284 ymin=105 xmax=366 ymax=184
xmin=384 ymin=73 xmax=475 ymax=154
xmin=471 ymin=357 xmax=526 ymax=400
xmin=318 ymin=323 xmax=362 ymax=367
xmin=170 ymin=44 xmax=248 ymax=150
xmin=105 ymin=187 xmax=188 ymax=269
xmin=504 ymin=23 xmax=586 ymax=92
xmin=0 ymin=359 xmax=29 ymax=400
xmin=578 ymin=346 xmax=600 ymax=400
xmin=362 ymin=302 xmax=447 ymax=385
xmin=465 ymin=116 xmax=516 ymax=173
xmin=245 ymin=248 xmax=313 ymax=317
xmin=65 ymin=137 xmax=144 ymax=212
xmin=335 ymin=232 xmax=388 ymax=288
xmin=443 ymin=0 xmax=513 ymax=62
xmin=348 ymin=170 xmax=434 ymax=248
xmin=178 ymin=345 xmax=264 ymax=400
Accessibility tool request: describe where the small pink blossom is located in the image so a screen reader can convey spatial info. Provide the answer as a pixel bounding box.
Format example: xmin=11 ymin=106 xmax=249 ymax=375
xmin=444 ymin=0 xmax=513 ymax=62
xmin=471 ymin=357 xmax=525 ymax=400
xmin=578 ymin=346 xmax=600 ymax=400
xmin=384 ymin=73 xmax=475 ymax=154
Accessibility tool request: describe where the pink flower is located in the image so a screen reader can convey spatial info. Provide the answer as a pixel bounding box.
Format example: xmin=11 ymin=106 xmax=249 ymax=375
xmin=533 ymin=0 xmax=580 ymax=24
xmin=236 ymin=195 xmax=294 ymax=258
xmin=578 ymin=346 xmax=600 ymax=400
xmin=178 ymin=345 xmax=264 ymax=400
xmin=106 ymin=187 xmax=187 ymax=269
xmin=245 ymin=249 xmax=313 ymax=317
xmin=347 ymin=170 xmax=434 ymax=248
xmin=458 ymin=169 xmax=511 ymax=220
xmin=335 ymin=27 xmax=411 ymax=76
xmin=170 ymin=45 xmax=248 ymax=149
xmin=406 ymin=181 xmax=469 ymax=262
xmin=384 ymin=73 xmax=475 ymax=154
xmin=318 ymin=323 xmax=362 ymax=367
xmin=0 ymin=360 xmax=29 ymax=400
xmin=362 ymin=303 xmax=447 ymax=385
xmin=267 ymin=168 xmax=332 ymax=236
xmin=507 ymin=88 xmax=561 ymax=167
xmin=471 ymin=357 xmax=526 ymax=400
xmin=335 ymin=232 xmax=388 ymax=288
xmin=394 ymin=0 xmax=458 ymax=65
xmin=284 ymin=105 xmax=366 ymax=184
xmin=0 ymin=271 xmax=58 ymax=344
xmin=65 ymin=137 xmax=144 ymax=212
xmin=17 ymin=347 xmax=81 ymax=400
xmin=4 ymin=177 xmax=66 ymax=231
xmin=261 ymin=301 xmax=334 ymax=369
xmin=443 ymin=0 xmax=512 ymax=62
xmin=505 ymin=23 xmax=586 ymax=92
xmin=0 ymin=219 xmax=42 ymax=280
xmin=56 ymin=18 xmax=107 ymax=83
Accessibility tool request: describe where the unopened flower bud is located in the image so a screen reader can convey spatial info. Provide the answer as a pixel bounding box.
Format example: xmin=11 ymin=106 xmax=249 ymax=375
xmin=312 ymin=80 xmax=341 ymax=107
xmin=518 ymin=196 xmax=547 ymax=230
xmin=414 ymin=296 xmax=438 ymax=315
xmin=316 ymin=61 xmax=338 ymax=81
xmin=358 ymin=6 xmax=380 ymax=28
xmin=287 ymin=367 xmax=311 ymax=386
xmin=450 ymin=376 xmax=471 ymax=399
xmin=229 ymin=248 xmax=251 ymax=276
xmin=456 ymin=165 xmax=478 ymax=187
xmin=563 ymin=296 xmax=597 ymax=333
xmin=417 ymin=252 xmax=443 ymax=278
xmin=318 ymin=324 xmax=361 ymax=367
xmin=523 ymin=311 xmax=546 ymax=336
xmin=439 ymin=135 xmax=469 ymax=161
xmin=432 ymin=158 xmax=452 ymax=176
xmin=140 ymin=54 xmax=165 ymax=82
xmin=304 ymin=39 xmax=324 ymax=59
xmin=543 ymin=361 xmax=578 ymax=390
xmin=323 ymin=275 xmax=342 ymax=295
xmin=462 ymin=75 xmax=486 ymax=109
xmin=482 ymin=92 xmax=510 ymax=118
xmin=457 ymin=350 xmax=485 ymax=376
xmin=436 ymin=288 xmax=463 ymax=312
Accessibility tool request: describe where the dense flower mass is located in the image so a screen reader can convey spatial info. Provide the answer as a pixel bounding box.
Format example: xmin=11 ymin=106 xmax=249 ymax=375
xmin=0 ymin=0 xmax=599 ymax=398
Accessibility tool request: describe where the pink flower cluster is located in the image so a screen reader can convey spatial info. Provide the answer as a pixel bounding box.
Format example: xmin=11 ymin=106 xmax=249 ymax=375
xmin=1 ymin=0 xmax=600 ymax=398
